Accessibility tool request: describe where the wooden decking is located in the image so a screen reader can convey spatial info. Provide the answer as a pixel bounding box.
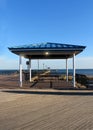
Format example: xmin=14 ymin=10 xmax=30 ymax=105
xmin=0 ymin=73 xmax=73 ymax=89
xmin=1 ymin=73 xmax=93 ymax=129
xmin=30 ymin=80 xmax=73 ymax=89
xmin=1 ymin=89 xmax=93 ymax=130
xmin=23 ymin=70 xmax=73 ymax=89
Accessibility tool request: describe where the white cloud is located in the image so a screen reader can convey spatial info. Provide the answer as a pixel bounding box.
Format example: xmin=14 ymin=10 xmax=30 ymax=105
xmin=0 ymin=55 xmax=18 ymax=69
xmin=0 ymin=55 xmax=93 ymax=70
xmin=76 ymin=57 xmax=93 ymax=69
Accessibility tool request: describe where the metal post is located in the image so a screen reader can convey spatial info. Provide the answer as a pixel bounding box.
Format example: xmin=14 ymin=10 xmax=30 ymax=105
xmin=19 ymin=55 xmax=22 ymax=87
xmin=73 ymin=53 xmax=75 ymax=87
xmin=66 ymin=58 xmax=68 ymax=82
xmin=29 ymin=59 xmax=31 ymax=82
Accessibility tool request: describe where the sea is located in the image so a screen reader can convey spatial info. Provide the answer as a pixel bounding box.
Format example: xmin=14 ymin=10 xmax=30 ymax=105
xmin=0 ymin=69 xmax=93 ymax=76
xmin=51 ymin=69 xmax=93 ymax=76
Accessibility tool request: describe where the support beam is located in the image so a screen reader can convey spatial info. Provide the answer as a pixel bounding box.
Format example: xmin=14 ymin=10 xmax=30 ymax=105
xmin=66 ymin=58 xmax=68 ymax=82
xmin=73 ymin=53 xmax=75 ymax=87
xmin=29 ymin=59 xmax=31 ymax=82
xmin=19 ymin=55 xmax=22 ymax=87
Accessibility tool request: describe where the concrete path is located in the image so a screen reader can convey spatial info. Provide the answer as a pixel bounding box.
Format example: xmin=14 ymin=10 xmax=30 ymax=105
xmin=0 ymin=89 xmax=93 ymax=130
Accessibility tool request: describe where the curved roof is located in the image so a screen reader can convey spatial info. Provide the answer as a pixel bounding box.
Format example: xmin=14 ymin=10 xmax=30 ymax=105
xmin=8 ymin=42 xmax=86 ymax=59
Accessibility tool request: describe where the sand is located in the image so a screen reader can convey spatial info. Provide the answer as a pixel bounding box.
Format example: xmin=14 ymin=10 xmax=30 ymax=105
xmin=0 ymin=74 xmax=93 ymax=129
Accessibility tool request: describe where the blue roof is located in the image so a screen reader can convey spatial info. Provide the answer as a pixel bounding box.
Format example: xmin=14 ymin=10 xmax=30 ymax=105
xmin=8 ymin=42 xmax=86 ymax=59
xmin=9 ymin=42 xmax=85 ymax=49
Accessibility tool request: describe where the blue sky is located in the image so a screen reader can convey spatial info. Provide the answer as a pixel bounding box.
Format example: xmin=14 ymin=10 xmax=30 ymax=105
xmin=0 ymin=0 xmax=93 ymax=69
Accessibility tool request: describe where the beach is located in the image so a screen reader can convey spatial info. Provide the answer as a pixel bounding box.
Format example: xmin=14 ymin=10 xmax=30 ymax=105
xmin=0 ymin=74 xmax=93 ymax=129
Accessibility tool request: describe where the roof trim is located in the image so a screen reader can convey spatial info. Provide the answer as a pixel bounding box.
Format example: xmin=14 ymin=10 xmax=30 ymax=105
xmin=8 ymin=42 xmax=86 ymax=59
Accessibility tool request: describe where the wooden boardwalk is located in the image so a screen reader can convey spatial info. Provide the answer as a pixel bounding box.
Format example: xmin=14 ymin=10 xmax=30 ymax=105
xmin=0 ymin=74 xmax=93 ymax=129
xmin=0 ymin=73 xmax=73 ymax=89
xmin=30 ymin=80 xmax=73 ymax=89
xmin=30 ymin=75 xmax=73 ymax=89
xmin=0 ymin=89 xmax=93 ymax=130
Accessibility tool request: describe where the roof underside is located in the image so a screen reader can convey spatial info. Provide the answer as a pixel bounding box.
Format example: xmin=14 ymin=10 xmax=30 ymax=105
xmin=8 ymin=42 xmax=86 ymax=59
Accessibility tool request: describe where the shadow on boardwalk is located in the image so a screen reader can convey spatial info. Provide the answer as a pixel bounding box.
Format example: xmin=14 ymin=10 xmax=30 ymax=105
xmin=2 ymin=89 xmax=93 ymax=96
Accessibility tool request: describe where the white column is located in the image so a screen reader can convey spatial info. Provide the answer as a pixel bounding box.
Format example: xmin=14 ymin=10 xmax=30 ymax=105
xmin=66 ymin=58 xmax=68 ymax=82
xmin=19 ymin=55 xmax=22 ymax=87
xmin=73 ymin=53 xmax=75 ymax=87
xmin=29 ymin=59 xmax=31 ymax=82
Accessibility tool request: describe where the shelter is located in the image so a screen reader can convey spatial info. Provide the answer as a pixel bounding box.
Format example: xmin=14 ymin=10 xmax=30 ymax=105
xmin=8 ymin=42 xmax=86 ymax=87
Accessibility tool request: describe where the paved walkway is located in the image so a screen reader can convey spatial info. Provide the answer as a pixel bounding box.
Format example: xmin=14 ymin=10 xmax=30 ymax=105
xmin=0 ymin=89 xmax=93 ymax=130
